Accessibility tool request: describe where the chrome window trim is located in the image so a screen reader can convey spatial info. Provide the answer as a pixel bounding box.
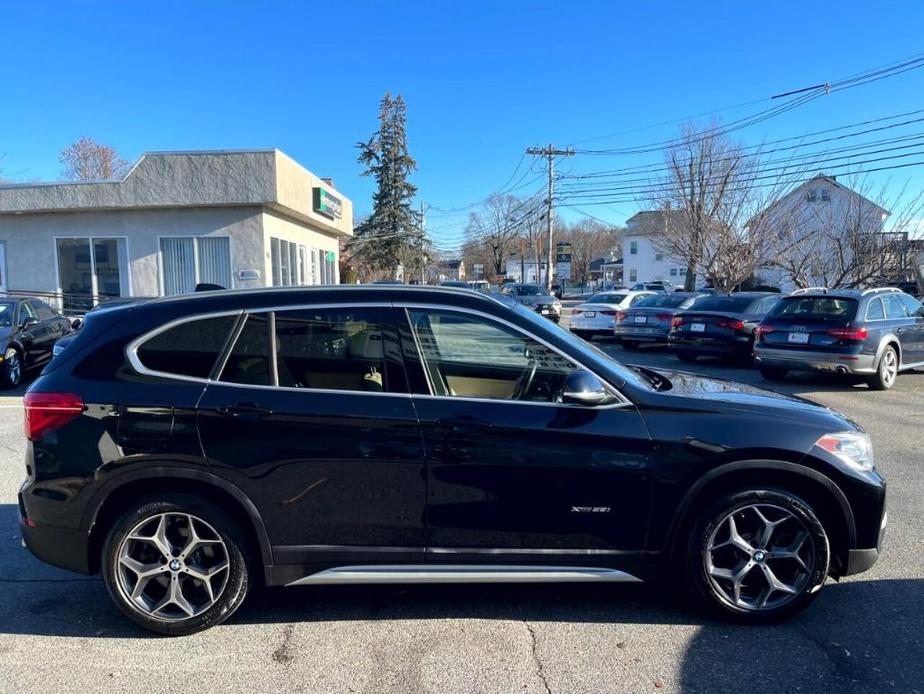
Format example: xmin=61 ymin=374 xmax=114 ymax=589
xmin=126 ymin=309 xmax=244 ymax=384
xmin=125 ymin=300 xmax=634 ymax=409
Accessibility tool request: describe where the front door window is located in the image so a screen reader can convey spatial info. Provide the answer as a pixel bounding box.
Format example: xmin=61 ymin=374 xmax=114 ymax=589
xmin=56 ymin=237 xmax=127 ymax=311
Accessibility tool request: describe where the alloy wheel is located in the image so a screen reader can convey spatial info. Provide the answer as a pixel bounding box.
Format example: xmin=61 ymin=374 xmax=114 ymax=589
xmin=704 ymin=503 xmax=815 ymax=611
xmin=5 ymin=350 xmax=21 ymax=385
xmin=881 ymin=349 xmax=898 ymax=388
xmin=116 ymin=512 xmax=230 ymax=621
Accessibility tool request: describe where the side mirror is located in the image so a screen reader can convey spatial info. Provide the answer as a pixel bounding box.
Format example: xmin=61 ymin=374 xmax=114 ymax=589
xmin=561 ymin=370 xmax=614 ymax=406
xmin=20 ymin=316 xmax=39 ymax=329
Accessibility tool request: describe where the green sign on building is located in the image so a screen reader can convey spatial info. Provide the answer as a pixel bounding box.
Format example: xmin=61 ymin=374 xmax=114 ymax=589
xmin=313 ymin=187 xmax=343 ymax=220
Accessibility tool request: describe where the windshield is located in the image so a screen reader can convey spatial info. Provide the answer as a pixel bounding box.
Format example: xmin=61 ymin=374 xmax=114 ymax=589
xmin=635 ymin=294 xmax=696 ymax=308
xmin=690 ymin=295 xmax=756 ymax=313
xmin=587 ymin=293 xmax=627 ymax=304
xmin=515 ymin=285 xmax=543 ymax=296
xmin=769 ymin=296 xmax=858 ymax=321
xmin=0 ymin=302 xmax=14 ymax=328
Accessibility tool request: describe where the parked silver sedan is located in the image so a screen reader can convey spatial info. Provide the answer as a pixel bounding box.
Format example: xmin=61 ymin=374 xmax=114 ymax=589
xmin=613 ymin=292 xmax=706 ymax=350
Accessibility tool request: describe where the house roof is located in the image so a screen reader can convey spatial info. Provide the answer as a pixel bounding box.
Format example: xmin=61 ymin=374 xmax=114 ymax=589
xmin=747 ymin=174 xmax=890 ymax=228
xmin=0 ymin=149 xmax=353 ymax=237
xmin=624 ymin=209 xmax=685 ymax=236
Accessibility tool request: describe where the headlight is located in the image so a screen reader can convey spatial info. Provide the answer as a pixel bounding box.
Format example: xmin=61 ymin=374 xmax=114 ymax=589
xmin=815 ymin=432 xmax=874 ymax=471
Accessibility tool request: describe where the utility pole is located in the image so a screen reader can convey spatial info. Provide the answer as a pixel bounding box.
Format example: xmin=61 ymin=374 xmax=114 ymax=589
xmin=526 ymin=145 xmax=574 ymax=292
xmin=418 ymin=201 xmax=428 ymax=285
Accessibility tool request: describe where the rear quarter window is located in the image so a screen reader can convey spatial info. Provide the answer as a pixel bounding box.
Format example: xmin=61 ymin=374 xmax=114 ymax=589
xmin=136 ymin=315 xmax=238 ymax=379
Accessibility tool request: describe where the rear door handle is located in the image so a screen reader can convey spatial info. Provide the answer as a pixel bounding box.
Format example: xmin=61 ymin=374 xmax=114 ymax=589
xmin=217 ymin=403 xmax=273 ymax=419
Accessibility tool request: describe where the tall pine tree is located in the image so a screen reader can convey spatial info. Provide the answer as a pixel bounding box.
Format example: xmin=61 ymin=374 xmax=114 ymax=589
xmin=354 ymin=92 xmax=420 ymax=278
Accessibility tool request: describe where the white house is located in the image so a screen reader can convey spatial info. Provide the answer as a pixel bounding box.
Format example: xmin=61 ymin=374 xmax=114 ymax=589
xmin=622 ymin=211 xmax=690 ymax=285
xmin=505 ymin=252 xmax=549 ymax=284
xmin=749 ymin=174 xmax=889 ymax=292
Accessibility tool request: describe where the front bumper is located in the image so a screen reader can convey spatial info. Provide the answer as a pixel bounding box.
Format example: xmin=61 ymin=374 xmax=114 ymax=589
xmin=754 ymin=346 xmax=877 ymax=374
xmin=844 ymin=508 xmax=887 ymax=576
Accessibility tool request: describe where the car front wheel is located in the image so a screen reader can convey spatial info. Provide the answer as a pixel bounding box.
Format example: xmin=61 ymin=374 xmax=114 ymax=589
xmin=686 ymin=489 xmax=830 ymax=622
xmin=1 ymin=347 xmax=22 ymax=388
xmin=101 ymin=495 xmax=250 ymax=636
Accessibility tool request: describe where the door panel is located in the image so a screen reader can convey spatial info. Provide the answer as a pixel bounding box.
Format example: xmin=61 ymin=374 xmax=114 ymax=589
xmin=197 ymin=307 xmax=427 ymax=553
xmin=402 ymin=307 xmax=654 ymax=552
xmin=417 ymin=397 xmax=654 ymax=551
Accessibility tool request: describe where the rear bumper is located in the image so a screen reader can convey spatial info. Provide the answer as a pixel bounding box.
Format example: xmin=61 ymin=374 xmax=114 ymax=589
xmin=754 ymin=346 xmax=877 ymax=374
xmin=19 ymin=491 xmax=92 ymax=574
xmin=667 ymin=335 xmax=751 ymax=357
xmin=614 ymin=326 xmax=670 ymax=343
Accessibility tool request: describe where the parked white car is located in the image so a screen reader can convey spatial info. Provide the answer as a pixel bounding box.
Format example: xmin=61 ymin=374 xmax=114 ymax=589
xmin=569 ymin=290 xmax=657 ymax=339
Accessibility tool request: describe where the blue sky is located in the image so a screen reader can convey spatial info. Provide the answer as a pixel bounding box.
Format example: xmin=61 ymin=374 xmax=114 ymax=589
xmin=3 ymin=1 xmax=924 ymax=251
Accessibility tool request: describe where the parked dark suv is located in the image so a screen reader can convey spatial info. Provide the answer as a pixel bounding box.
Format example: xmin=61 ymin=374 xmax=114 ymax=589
xmin=20 ymin=286 xmax=885 ymax=634
xmin=754 ymin=287 xmax=924 ymax=389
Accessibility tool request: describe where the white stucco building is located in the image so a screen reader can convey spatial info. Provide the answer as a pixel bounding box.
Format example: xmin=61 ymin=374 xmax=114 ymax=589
xmin=0 ymin=150 xmax=352 ymax=310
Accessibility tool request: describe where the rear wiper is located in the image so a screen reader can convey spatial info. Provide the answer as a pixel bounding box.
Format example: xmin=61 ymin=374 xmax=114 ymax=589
xmin=629 ymin=364 xmax=672 ymax=391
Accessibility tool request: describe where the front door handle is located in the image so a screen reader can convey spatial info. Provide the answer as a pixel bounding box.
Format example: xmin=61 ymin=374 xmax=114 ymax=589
xmin=436 ymin=415 xmax=494 ymax=434
xmin=217 ymin=403 xmax=273 ymax=419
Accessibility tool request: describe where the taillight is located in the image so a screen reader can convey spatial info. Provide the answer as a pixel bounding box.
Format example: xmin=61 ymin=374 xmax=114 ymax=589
xmin=23 ymin=392 xmax=85 ymax=441
xmin=655 ymin=313 xmax=672 ymax=322
xmin=826 ymin=327 xmax=869 ymax=341
xmin=671 ymin=317 xmax=684 ymax=328
xmin=572 ymin=309 xmax=583 ymax=316
xmin=613 ymin=311 xmax=626 ymax=321
xmin=756 ymin=325 xmax=774 ymax=338
xmin=716 ymin=319 xmax=745 ymax=331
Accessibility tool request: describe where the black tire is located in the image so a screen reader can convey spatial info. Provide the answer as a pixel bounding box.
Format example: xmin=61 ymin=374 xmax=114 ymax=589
xmin=676 ymin=350 xmax=698 ymax=363
xmin=867 ymin=345 xmax=898 ymax=391
xmin=685 ymin=488 xmax=830 ymax=623
xmin=621 ymin=341 xmax=639 ymax=351
xmin=1 ymin=347 xmax=22 ymax=388
xmin=101 ymin=494 xmax=250 ymax=636
xmin=760 ymin=366 xmax=788 ymax=381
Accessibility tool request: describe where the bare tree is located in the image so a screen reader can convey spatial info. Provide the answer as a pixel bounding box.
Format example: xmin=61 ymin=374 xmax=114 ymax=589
xmin=59 ymin=137 xmax=129 ymax=181
xmin=765 ymin=174 xmax=924 ymax=289
xmin=651 ymin=122 xmax=795 ymax=292
xmin=464 ymin=194 xmax=524 ymax=277
xmin=560 ymin=218 xmax=619 ymax=285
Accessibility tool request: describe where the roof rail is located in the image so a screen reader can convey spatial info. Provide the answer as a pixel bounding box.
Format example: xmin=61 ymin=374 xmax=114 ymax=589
xmin=790 ymin=287 xmax=828 ymax=295
xmin=860 ymin=287 xmax=901 ymax=296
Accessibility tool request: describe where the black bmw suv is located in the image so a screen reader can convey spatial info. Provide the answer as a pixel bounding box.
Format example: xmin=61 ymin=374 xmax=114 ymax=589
xmin=20 ymin=286 xmax=885 ymax=635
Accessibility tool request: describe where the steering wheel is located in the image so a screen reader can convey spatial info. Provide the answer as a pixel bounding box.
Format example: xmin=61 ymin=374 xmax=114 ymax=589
xmin=512 ymin=349 xmax=537 ymax=400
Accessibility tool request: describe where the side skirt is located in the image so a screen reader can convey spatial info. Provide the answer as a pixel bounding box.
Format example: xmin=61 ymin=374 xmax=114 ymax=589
xmin=284 ymin=564 xmax=643 ymax=587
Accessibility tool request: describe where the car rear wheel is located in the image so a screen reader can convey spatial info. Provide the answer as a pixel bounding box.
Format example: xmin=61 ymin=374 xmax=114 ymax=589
xmin=760 ymin=366 xmax=788 ymax=381
xmin=867 ymin=345 xmax=898 ymax=390
xmin=676 ymin=350 xmax=698 ymax=363
xmin=1 ymin=348 xmax=22 ymax=388
xmin=101 ymin=495 xmax=250 ymax=636
xmin=686 ymin=489 xmax=829 ymax=622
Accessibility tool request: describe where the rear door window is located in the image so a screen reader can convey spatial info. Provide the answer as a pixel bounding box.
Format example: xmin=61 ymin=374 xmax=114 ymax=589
xmin=884 ymin=294 xmax=908 ymax=319
xmin=136 ymin=314 xmax=238 ymax=379
xmin=220 ymin=313 xmax=271 ymax=386
xmin=273 ymin=307 xmax=401 ymax=393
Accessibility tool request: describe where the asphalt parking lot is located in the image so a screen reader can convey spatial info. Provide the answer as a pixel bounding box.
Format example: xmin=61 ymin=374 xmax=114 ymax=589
xmin=0 ymin=304 xmax=922 ymax=693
